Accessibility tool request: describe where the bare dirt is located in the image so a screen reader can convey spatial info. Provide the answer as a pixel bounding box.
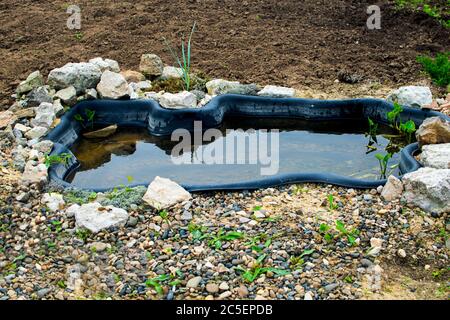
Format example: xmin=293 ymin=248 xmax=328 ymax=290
xmin=0 ymin=0 xmax=449 ymax=108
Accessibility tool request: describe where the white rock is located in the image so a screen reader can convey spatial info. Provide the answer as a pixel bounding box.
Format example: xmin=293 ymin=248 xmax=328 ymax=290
xmin=97 ymin=71 xmax=130 ymax=99
xmin=14 ymin=123 xmax=30 ymax=133
xmin=28 ymin=149 xmax=39 ymax=160
xmin=85 ymin=88 xmax=98 ymax=100
xmin=199 ymin=94 xmax=213 ymax=107
xmin=206 ymin=79 xmax=240 ymax=95
xmin=257 ymin=85 xmax=296 ymax=98
xmin=142 ymin=176 xmax=192 ymax=209
xmin=304 ymin=291 xmax=314 ymax=300
xmin=370 ymin=237 xmax=383 ymax=248
xmin=159 ymin=91 xmax=197 ymax=109
xmin=88 ymin=57 xmax=120 ymax=73
xmin=186 ymin=276 xmax=202 ymax=288
xmin=55 ymin=86 xmax=77 ymax=106
xmin=48 ymin=62 xmax=102 ymax=94
xmin=387 ymin=86 xmax=433 ymax=109
xmin=162 ymin=66 xmax=183 ymax=79
xmin=42 ymin=193 xmax=65 ymax=212
xmin=25 ymin=126 xmax=48 ymax=139
xmin=68 ymin=202 xmax=129 ymax=233
xmin=32 ymin=140 xmax=53 ymax=153
xmin=420 ymin=143 xmax=450 ymax=169
xmin=21 ymin=161 xmax=48 ymax=184
xmin=139 ymin=54 xmax=164 ymax=77
xmin=381 ymin=175 xmax=404 ymax=201
xmin=52 ymin=99 xmax=65 ymax=117
xmin=402 ymin=167 xmax=450 ymax=214
xmin=416 ymin=117 xmax=450 ymax=147
xmin=397 ymin=249 xmax=406 ymax=258
xmin=31 ymin=102 xmax=55 ymax=128
xmin=16 ymin=71 xmax=44 ymax=95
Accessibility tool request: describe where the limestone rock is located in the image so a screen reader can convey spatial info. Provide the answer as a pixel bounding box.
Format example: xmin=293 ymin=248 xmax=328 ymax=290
xmin=121 ymin=70 xmax=146 ymax=83
xmin=83 ymin=124 xmax=118 ymax=139
xmin=0 ymin=111 xmax=17 ymax=129
xmin=387 ymin=86 xmax=433 ymax=109
xmin=55 ymin=86 xmax=77 ymax=106
xmin=402 ymin=167 xmax=450 ymax=214
xmin=26 ymin=86 xmax=53 ymax=107
xmin=159 ymin=91 xmax=197 ymax=109
xmin=97 ymin=71 xmax=130 ymax=99
xmin=416 ymin=117 xmax=450 ymax=147
xmin=31 ymin=102 xmax=55 ymax=128
xmin=420 ymin=143 xmax=450 ymax=169
xmin=139 ymin=54 xmax=164 ymax=77
xmin=16 ymin=71 xmax=44 ymax=95
xmin=206 ymin=79 xmax=240 ymax=95
xmin=257 ymin=85 xmax=296 ymax=98
xmin=48 ymin=62 xmax=102 ymax=94
xmin=21 ymin=160 xmax=48 ymax=184
xmin=42 ymin=193 xmax=65 ymax=212
xmin=162 ymin=66 xmax=183 ymax=79
xmin=142 ymin=176 xmax=192 ymax=209
xmin=32 ymin=140 xmax=54 ymax=154
xmin=381 ymin=175 xmax=404 ymax=201
xmin=68 ymin=202 xmax=129 ymax=233
xmin=25 ymin=126 xmax=48 ymax=140
xmin=88 ymin=57 xmax=120 ymax=73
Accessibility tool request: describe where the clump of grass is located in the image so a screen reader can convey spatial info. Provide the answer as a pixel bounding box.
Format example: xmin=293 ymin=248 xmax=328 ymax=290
xmin=318 ymin=221 xmax=359 ymax=246
xmin=236 ymin=254 xmax=290 ymax=283
xmin=417 ymin=52 xmax=450 ymax=88
xmin=375 ymin=152 xmax=394 ymax=179
xmin=289 ymin=249 xmax=315 ymax=271
xmin=395 ymin=1 xmax=450 ymax=28
xmin=327 ymin=194 xmax=339 ymax=211
xmin=163 ymin=22 xmax=197 ymax=91
xmin=207 ymin=229 xmax=244 ymax=250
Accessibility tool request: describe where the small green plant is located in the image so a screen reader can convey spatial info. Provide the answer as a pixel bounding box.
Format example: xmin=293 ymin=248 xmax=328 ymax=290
xmin=319 ymin=223 xmax=334 ymax=243
xmin=75 ymin=229 xmax=91 ymax=241
xmin=244 ymin=233 xmax=280 ymax=252
xmin=366 ymin=117 xmax=379 ymax=142
xmin=252 ymin=205 xmax=263 ymax=212
xmin=344 ymin=275 xmax=354 ymax=284
xmin=163 ymin=22 xmax=196 ymax=91
xmin=187 ymin=223 xmax=208 ymax=240
xmin=145 ymin=273 xmax=183 ymax=296
xmin=399 ymin=120 xmax=416 ymax=144
xmin=289 ymin=249 xmax=315 ymax=271
xmin=74 ymin=108 xmax=95 ymax=129
xmin=387 ymin=102 xmax=403 ymax=131
xmin=375 ymin=152 xmax=393 ymax=179
xmin=335 ymin=220 xmax=359 ymax=246
xmin=44 ymin=153 xmax=72 ymax=168
xmin=207 ymin=229 xmax=244 ymax=250
xmin=417 ymin=52 xmax=450 ymax=88
xmin=57 ymin=280 xmax=67 ymax=289
xmin=74 ymin=31 xmax=84 ymax=41
xmin=237 ymin=254 xmax=290 ymax=283
xmin=49 ymin=220 xmax=63 ymax=233
xmin=327 ymin=194 xmax=338 ymax=211
xmin=159 ymin=210 xmax=169 ymax=221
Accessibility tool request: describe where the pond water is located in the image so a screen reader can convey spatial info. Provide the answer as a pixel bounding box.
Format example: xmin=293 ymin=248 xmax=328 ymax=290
xmin=65 ymin=118 xmax=406 ymax=189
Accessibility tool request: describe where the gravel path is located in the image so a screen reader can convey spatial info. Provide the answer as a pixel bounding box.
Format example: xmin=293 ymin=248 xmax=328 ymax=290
xmin=0 ymin=160 xmax=448 ymax=300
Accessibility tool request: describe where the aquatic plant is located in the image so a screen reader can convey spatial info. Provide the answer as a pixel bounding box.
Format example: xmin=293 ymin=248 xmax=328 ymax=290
xmin=399 ymin=120 xmax=416 ymax=144
xmin=375 ymin=152 xmax=393 ymax=179
xmin=44 ymin=153 xmax=72 ymax=168
xmin=163 ymin=22 xmax=196 ymax=91
xmin=387 ymin=102 xmax=403 ymax=131
xmin=74 ymin=108 xmax=95 ymax=130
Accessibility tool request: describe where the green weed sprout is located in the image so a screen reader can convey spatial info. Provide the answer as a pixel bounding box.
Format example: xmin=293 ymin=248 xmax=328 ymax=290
xmin=163 ymin=22 xmax=196 ymax=91
xmin=44 ymin=153 xmax=72 ymax=168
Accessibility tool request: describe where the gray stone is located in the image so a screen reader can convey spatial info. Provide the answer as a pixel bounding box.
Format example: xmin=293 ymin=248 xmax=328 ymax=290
xmin=21 ymin=161 xmax=48 ymax=184
xmin=52 ymin=99 xmax=65 ymax=117
xmin=381 ymin=175 xmax=404 ymax=201
xmin=16 ymin=71 xmax=44 ymax=95
xmin=68 ymin=202 xmax=129 ymax=233
xmin=206 ymin=79 xmax=240 ymax=95
xmin=324 ymin=283 xmax=338 ymax=292
xmin=36 ymin=288 xmax=51 ymax=298
xmin=85 ymin=88 xmax=98 ymax=100
xmin=142 ymin=176 xmax=192 ymax=209
xmin=387 ymin=86 xmax=433 ymax=109
xmin=0 ymin=111 xmax=17 ymax=129
xmin=88 ymin=57 xmax=120 ymax=73
xmin=402 ymin=168 xmax=450 ymax=214
xmin=26 ymin=86 xmax=53 ymax=107
xmin=97 ymin=71 xmax=130 ymax=99
xmin=257 ymin=85 xmax=296 ymax=98
xmin=139 ymin=54 xmax=164 ymax=77
xmin=83 ymin=124 xmax=118 ymax=139
xmin=162 ymin=66 xmax=183 ymax=79
xmin=32 ymin=140 xmax=53 ymax=153
xmin=42 ymin=193 xmax=65 ymax=212
xmin=159 ymin=91 xmax=197 ymax=109
xmin=420 ymin=143 xmax=450 ymax=169
xmin=186 ymin=276 xmax=202 ymax=288
xmin=48 ymin=62 xmax=102 ymax=94
xmin=55 ymin=86 xmax=77 ymax=106
xmin=31 ymin=102 xmax=55 ymax=128
xmin=416 ymin=117 xmax=450 ymax=147
xmin=25 ymin=126 xmax=48 ymax=139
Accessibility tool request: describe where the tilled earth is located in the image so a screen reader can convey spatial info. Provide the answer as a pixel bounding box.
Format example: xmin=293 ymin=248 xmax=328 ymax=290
xmin=0 ymin=160 xmax=448 ymax=300
xmin=1 ymin=0 xmax=449 ymax=108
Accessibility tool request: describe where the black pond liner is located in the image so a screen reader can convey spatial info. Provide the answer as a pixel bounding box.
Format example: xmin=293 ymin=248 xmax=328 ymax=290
xmin=45 ymin=94 xmax=450 ymax=192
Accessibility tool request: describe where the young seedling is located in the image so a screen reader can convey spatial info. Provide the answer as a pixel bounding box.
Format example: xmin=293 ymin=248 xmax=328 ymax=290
xmin=319 ymin=223 xmax=333 ymax=243
xmin=387 ymin=102 xmax=403 ymax=131
xmin=207 ymin=229 xmax=244 ymax=250
xmin=237 ymin=254 xmax=290 ymax=283
xmin=375 ymin=152 xmax=393 ymax=179
xmin=163 ymin=22 xmax=196 ymax=91
xmin=399 ymin=120 xmax=416 ymax=144
xmin=159 ymin=210 xmax=169 ymax=221
xmin=366 ymin=117 xmax=378 ymax=143
xmin=187 ymin=223 xmax=208 ymax=240
xmin=289 ymin=249 xmax=315 ymax=271
xmin=74 ymin=108 xmax=95 ymax=130
xmin=335 ymin=220 xmax=359 ymax=246
xmin=327 ymin=194 xmax=339 ymax=211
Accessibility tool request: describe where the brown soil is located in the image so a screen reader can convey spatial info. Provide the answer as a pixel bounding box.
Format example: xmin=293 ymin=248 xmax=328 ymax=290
xmin=0 ymin=0 xmax=449 ymax=107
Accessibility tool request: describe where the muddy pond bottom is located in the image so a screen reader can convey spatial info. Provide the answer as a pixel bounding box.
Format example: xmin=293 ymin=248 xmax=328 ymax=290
xmin=66 ymin=118 xmax=405 ymax=189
